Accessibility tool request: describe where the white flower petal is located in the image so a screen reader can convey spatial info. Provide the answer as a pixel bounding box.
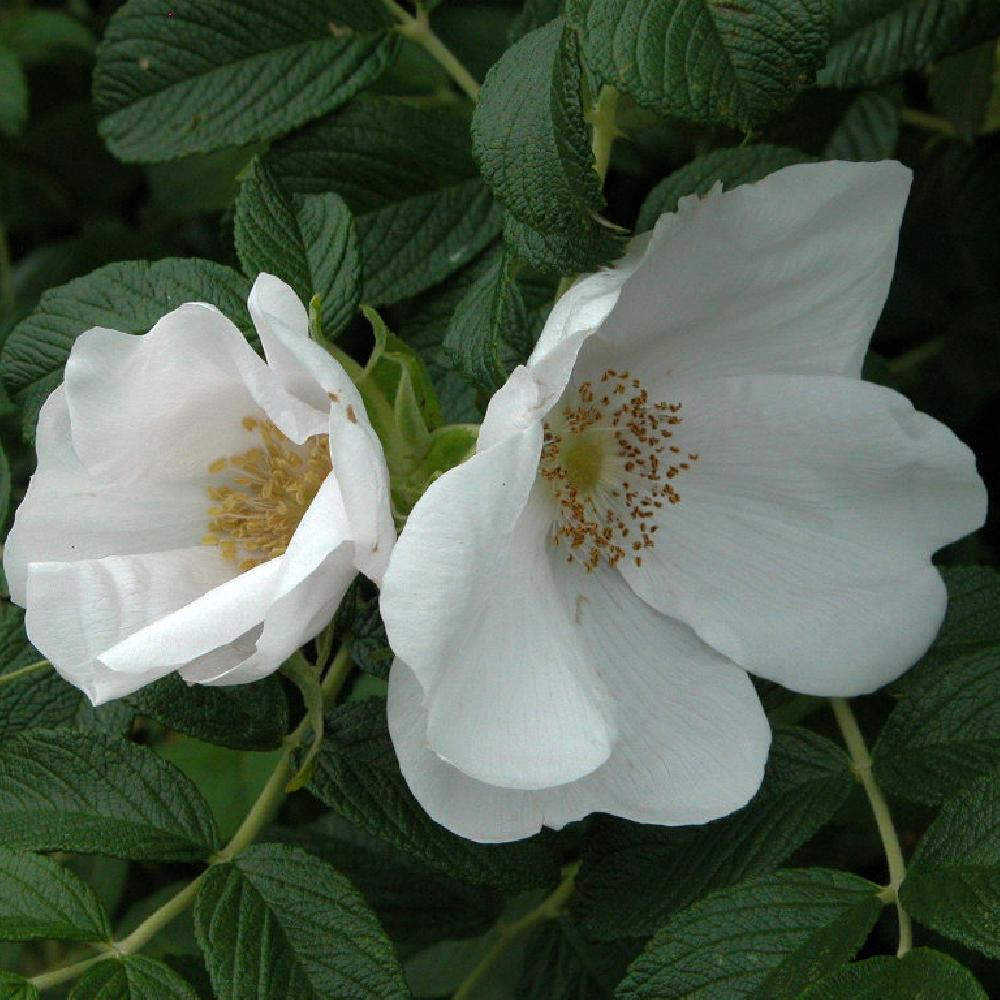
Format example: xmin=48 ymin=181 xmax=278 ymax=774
xmin=25 ymin=547 xmax=239 ymax=704
xmin=64 ymin=308 xmax=268 ymax=483
xmin=387 ymin=568 xmax=769 ymax=843
xmin=381 ymin=429 xmax=615 ymax=790
xmin=579 ymin=161 xmax=912 ymax=391
xmin=327 ymin=401 xmax=395 ymax=584
xmin=3 ymin=388 xmax=206 ymax=605
xmin=621 ymin=374 xmax=987 ymax=695
xmin=248 ymin=273 xmax=366 ymax=417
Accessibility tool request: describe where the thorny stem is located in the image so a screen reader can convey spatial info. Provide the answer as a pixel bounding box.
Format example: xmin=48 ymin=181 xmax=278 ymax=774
xmin=900 ymin=108 xmax=956 ymax=137
xmin=380 ymin=0 xmax=480 ymax=102
xmin=29 ymin=647 xmax=355 ymax=992
xmin=0 ymin=658 xmax=51 ymax=686
xmin=830 ymin=697 xmax=913 ymax=957
xmin=452 ymin=862 xmax=580 ymax=1000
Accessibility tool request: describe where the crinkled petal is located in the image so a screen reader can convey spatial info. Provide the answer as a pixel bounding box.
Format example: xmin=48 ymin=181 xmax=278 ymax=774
xmin=579 ymin=161 xmax=912 ymax=391
xmin=248 ymin=273 xmax=367 ymax=417
xmin=25 ymin=547 xmax=239 ymax=704
xmin=65 ymin=305 xmax=326 ymax=488
xmin=102 ymin=473 xmax=350 ymax=686
xmin=3 ymin=388 xmax=206 ymax=605
xmin=327 ymin=399 xmax=395 ymax=584
xmin=621 ymin=374 xmax=987 ymax=695
xmin=381 ymin=429 xmax=615 ymax=789
xmin=387 ymin=567 xmax=769 ymax=843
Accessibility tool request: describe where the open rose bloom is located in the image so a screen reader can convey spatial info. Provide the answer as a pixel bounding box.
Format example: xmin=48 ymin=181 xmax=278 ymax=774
xmin=3 ymin=274 xmax=394 ymax=704
xmin=381 ymin=161 xmax=988 ymax=843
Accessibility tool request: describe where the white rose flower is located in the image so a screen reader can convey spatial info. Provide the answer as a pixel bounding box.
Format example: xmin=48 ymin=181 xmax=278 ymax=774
xmin=3 ymin=274 xmax=394 ymax=705
xmin=380 ymin=161 xmax=988 ymax=844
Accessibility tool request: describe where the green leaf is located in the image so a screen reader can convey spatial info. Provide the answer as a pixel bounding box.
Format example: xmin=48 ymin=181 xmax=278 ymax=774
xmin=267 ymin=98 xmax=501 ymax=303
xmin=194 ymin=843 xmax=408 ymax=1000
xmin=572 ymin=0 xmax=830 ymax=129
xmin=70 ymin=956 xmax=199 ymax=1000
xmin=576 ymin=727 xmax=854 ymax=940
xmin=271 ymin=814 xmax=503 ymax=947
xmin=874 ymin=566 xmax=1000 ymax=803
xmin=0 ymin=11 xmax=95 ymax=66
xmin=801 ymin=948 xmax=988 ymax=999
xmin=157 ymin=737 xmax=284 ymax=841
xmin=306 ymin=699 xmax=562 ymax=890
xmin=0 ymin=846 xmax=111 ymax=942
xmin=128 ymin=674 xmax=290 ymax=751
xmin=519 ymin=916 xmax=636 ymax=1000
xmin=443 ymin=245 xmax=529 ymax=392
xmin=94 ymin=0 xmax=398 ymax=162
xmin=823 ymin=92 xmax=899 ymax=161
xmin=510 ymin=0 xmax=564 ymax=42
xmin=930 ymin=42 xmax=997 ymax=141
xmin=875 ymin=646 xmax=1000 ymax=804
xmin=332 ymin=581 xmax=393 ymax=681
xmin=0 ymin=605 xmax=81 ymax=742
xmin=820 ymin=0 xmax=979 ymax=88
xmin=615 ymin=869 xmax=882 ymax=1000
xmin=472 ymin=19 xmax=626 ymax=274
xmin=900 ymin=769 xmax=1000 ymax=958
xmin=0 ymin=728 xmax=219 ymax=861
xmin=1 ymin=259 xmax=253 ymax=435
xmin=636 ymin=144 xmax=812 ymax=231
xmin=0 ymin=45 xmax=28 ymax=138
xmin=0 ymin=972 xmax=37 ymax=1000
xmin=234 ymin=158 xmax=360 ymax=340
xmin=0 ymin=440 xmax=9 ymax=531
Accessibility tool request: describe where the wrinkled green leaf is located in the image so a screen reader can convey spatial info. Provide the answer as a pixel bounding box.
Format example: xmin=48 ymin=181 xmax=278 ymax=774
xmin=0 ymin=846 xmax=111 ymax=943
xmin=306 ymin=698 xmax=562 ymax=890
xmin=94 ymin=0 xmax=398 ymax=161
xmin=194 ymin=843 xmax=408 ymax=1000
xmin=820 ymin=0 xmax=979 ymax=88
xmin=234 ymin=158 xmax=360 ymax=339
xmin=69 ymin=956 xmax=199 ymax=1000
xmin=573 ymin=0 xmax=830 ymax=128
xmin=472 ymin=19 xmax=625 ymax=273
xmin=128 ymin=674 xmax=289 ymax=751
xmin=1 ymin=259 xmax=253 ymax=438
xmin=801 ymin=948 xmax=988 ymax=999
xmin=331 ymin=581 xmax=393 ymax=681
xmin=824 ymin=92 xmax=899 ymax=161
xmin=637 ymin=143 xmax=812 ymax=231
xmin=900 ymin=769 xmax=1000 ymax=958
xmin=0 ymin=728 xmax=219 ymax=861
xmin=271 ymin=814 xmax=503 ymax=947
xmin=615 ymin=869 xmax=882 ymax=1000
xmin=0 ymin=606 xmax=81 ymax=742
xmin=268 ymin=98 xmax=501 ymax=303
xmin=0 ymin=972 xmax=37 ymax=1000
xmin=443 ymin=245 xmax=528 ymax=391
xmin=576 ymin=727 xmax=854 ymax=939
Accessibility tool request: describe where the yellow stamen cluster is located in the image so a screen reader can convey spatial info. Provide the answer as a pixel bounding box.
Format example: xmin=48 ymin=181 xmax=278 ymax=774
xmin=203 ymin=417 xmax=331 ymax=572
xmin=539 ymin=370 xmax=698 ymax=571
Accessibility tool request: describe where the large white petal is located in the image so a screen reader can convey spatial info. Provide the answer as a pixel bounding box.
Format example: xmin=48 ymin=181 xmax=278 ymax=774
xmin=387 ymin=567 xmax=769 ymax=844
xmin=381 ymin=428 xmax=615 ymax=790
xmin=621 ymin=374 xmax=988 ymax=696
xmin=24 ymin=547 xmax=238 ymax=704
xmin=3 ymin=388 xmax=206 ymax=605
xmin=579 ymin=160 xmax=912 ymax=391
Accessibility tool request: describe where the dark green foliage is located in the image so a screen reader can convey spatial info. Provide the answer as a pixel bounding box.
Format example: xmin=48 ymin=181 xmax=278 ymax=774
xmin=69 ymin=956 xmax=199 ymax=1000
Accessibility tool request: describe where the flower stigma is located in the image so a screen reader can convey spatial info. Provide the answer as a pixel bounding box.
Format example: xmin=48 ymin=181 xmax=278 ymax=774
xmin=540 ymin=370 xmax=697 ymax=571
xmin=202 ymin=417 xmax=332 ymax=572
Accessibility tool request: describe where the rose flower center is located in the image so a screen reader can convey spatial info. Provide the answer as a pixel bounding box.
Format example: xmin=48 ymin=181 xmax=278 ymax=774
xmin=539 ymin=369 xmax=698 ymax=571
xmin=202 ymin=417 xmax=331 ymax=572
